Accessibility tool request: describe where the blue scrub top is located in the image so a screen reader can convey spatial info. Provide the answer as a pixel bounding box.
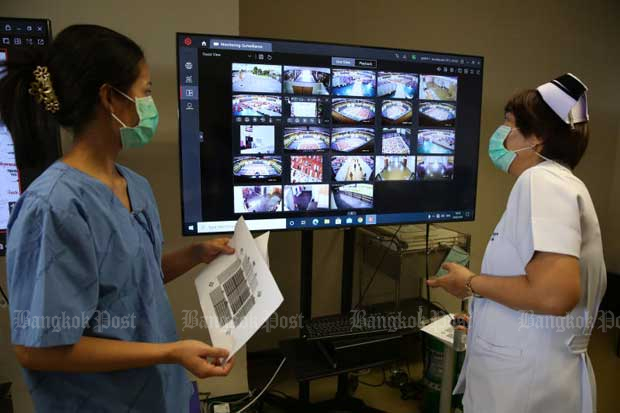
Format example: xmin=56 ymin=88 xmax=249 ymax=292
xmin=6 ymin=161 xmax=192 ymax=412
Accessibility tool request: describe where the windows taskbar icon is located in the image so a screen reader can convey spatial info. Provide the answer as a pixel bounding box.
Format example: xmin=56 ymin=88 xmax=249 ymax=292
xmin=285 ymin=215 xmax=376 ymax=228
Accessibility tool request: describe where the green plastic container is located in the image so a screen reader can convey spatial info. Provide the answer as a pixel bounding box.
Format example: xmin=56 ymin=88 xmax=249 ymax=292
xmin=421 ymin=336 xmax=464 ymax=413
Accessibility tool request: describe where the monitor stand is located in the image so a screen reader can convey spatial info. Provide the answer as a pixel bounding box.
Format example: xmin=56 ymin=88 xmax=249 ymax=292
xmin=299 ymin=228 xmax=383 ymax=412
xmin=313 ymin=374 xmax=385 ymax=412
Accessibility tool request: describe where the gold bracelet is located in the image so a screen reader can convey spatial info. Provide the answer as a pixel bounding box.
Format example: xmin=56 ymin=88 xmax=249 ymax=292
xmin=465 ymin=274 xmax=481 ymax=297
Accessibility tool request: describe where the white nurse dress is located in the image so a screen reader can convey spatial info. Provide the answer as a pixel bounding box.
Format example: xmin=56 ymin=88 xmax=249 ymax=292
xmin=454 ymin=160 xmax=607 ymax=413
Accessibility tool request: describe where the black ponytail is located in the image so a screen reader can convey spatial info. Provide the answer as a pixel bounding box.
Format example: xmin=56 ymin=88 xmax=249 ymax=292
xmin=0 ymin=46 xmax=57 ymax=171
xmin=0 ymin=25 xmax=144 ymax=171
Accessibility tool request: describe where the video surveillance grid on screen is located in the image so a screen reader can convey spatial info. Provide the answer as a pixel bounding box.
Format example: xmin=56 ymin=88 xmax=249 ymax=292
xmin=232 ymin=67 xmax=458 ymax=211
xmin=178 ymin=34 xmax=483 ymax=233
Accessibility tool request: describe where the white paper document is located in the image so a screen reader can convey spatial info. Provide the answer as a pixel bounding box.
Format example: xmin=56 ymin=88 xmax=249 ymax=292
xmin=195 ymin=217 xmax=283 ymax=359
xmin=421 ymin=314 xmax=455 ymax=347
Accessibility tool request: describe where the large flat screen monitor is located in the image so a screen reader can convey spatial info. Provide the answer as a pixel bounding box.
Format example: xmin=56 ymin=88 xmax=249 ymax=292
xmin=0 ymin=17 xmax=60 ymax=253
xmin=176 ymin=34 xmax=483 ymax=234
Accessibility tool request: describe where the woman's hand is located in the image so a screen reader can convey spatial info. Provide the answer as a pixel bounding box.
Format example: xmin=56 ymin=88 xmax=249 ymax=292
xmin=194 ymin=238 xmax=235 ymax=265
xmin=168 ymin=340 xmax=234 ymax=378
xmin=426 ymin=262 xmax=475 ymax=299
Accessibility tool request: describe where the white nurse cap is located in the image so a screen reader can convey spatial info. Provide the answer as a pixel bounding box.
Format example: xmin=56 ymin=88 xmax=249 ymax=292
xmin=536 ymin=73 xmax=589 ymax=128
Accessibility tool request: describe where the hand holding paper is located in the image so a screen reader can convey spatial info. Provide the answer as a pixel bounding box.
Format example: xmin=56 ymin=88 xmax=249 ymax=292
xmin=194 ymin=217 xmax=283 ymax=360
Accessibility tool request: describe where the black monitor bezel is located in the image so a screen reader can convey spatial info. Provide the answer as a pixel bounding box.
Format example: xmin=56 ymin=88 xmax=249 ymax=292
xmin=176 ymin=32 xmax=484 ymax=235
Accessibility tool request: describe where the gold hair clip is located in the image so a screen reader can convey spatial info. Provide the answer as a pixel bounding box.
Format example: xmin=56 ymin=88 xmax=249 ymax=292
xmin=28 ymin=66 xmax=60 ymax=114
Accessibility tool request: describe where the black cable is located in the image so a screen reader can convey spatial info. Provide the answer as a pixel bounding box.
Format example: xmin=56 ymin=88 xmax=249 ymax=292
xmin=228 ymin=392 xmax=254 ymax=406
xmin=355 ymin=225 xmax=402 ymax=309
xmin=359 ymin=379 xmax=384 ymax=388
xmin=422 ymin=333 xmax=428 ymax=375
xmin=0 ymin=284 xmax=8 ymax=305
xmin=358 ymin=235 xmax=397 ymax=305
xmin=421 ymin=225 xmax=436 ymax=388
xmin=266 ymin=390 xmax=292 ymax=400
xmin=232 ymin=357 xmax=286 ymax=413
xmin=425 ymin=223 xmax=431 ymax=318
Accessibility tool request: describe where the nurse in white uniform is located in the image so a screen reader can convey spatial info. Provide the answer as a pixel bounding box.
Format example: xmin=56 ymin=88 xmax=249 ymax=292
xmin=427 ymin=73 xmax=607 ymax=413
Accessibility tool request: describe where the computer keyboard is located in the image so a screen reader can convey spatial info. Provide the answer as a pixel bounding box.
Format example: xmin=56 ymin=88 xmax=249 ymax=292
xmin=303 ymin=310 xmax=418 ymax=340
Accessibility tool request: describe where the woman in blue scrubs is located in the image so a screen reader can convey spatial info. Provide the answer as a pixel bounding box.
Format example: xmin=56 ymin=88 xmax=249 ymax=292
xmin=0 ymin=25 xmax=234 ymax=412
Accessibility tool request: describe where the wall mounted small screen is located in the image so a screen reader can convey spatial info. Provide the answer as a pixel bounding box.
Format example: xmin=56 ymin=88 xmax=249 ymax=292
xmin=0 ymin=17 xmax=59 ymax=254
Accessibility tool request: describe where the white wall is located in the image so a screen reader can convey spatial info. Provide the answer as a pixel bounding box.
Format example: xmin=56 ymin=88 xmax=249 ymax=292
xmin=0 ymin=1 xmax=240 ymax=412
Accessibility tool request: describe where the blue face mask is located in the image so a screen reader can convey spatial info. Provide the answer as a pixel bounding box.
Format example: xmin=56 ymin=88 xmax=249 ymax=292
xmin=488 ymin=125 xmax=535 ymax=173
xmin=110 ymin=88 xmax=159 ymax=149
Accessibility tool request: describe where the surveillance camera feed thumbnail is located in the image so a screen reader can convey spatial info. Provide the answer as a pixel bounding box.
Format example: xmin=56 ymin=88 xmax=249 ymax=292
xmin=332 ymin=98 xmax=375 ymax=124
xmin=233 ymin=95 xmax=282 ymax=117
xmin=284 ymin=127 xmax=330 ymax=152
xmin=232 ymin=63 xmax=282 ymax=93
xmin=419 ymin=102 xmax=456 ymax=127
xmin=284 ymin=184 xmax=330 ymax=211
xmin=331 ymin=156 xmax=375 ymax=182
xmin=234 ymin=185 xmax=283 ymax=213
xmin=416 ymin=156 xmax=454 ymax=181
xmin=284 ymin=96 xmax=330 ymax=124
xmin=331 ymin=128 xmax=375 ymax=153
xmin=381 ymin=128 xmax=411 ymax=154
xmin=238 ymin=125 xmax=275 ymax=154
xmin=375 ymin=156 xmax=416 ymax=181
xmin=419 ymin=75 xmax=457 ymax=101
xmin=233 ymin=156 xmax=282 ymax=183
xmin=332 ymin=69 xmax=376 ymax=97
xmin=177 ymin=34 xmax=483 ymax=233
xmin=417 ymin=129 xmax=455 ymax=154
xmin=331 ymin=183 xmax=373 ymax=210
xmin=381 ymin=100 xmax=413 ymax=125
xmin=377 ymin=72 xmax=418 ymax=99
xmin=290 ymin=155 xmax=323 ymax=183
xmin=284 ymin=66 xmax=330 ymax=95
